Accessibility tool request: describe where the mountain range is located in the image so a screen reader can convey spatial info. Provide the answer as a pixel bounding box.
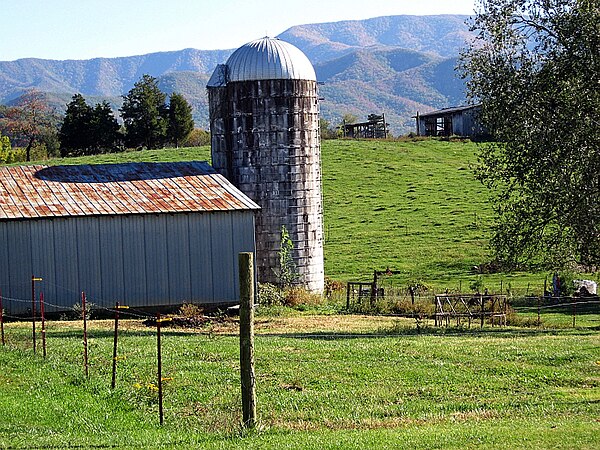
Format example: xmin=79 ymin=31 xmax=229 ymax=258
xmin=0 ymin=15 xmax=473 ymax=135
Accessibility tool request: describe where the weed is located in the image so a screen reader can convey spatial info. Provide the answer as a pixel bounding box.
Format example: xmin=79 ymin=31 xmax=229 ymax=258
xmin=283 ymin=287 xmax=323 ymax=308
xmin=257 ymin=283 xmax=285 ymax=306
xmin=179 ymin=303 xmax=203 ymax=318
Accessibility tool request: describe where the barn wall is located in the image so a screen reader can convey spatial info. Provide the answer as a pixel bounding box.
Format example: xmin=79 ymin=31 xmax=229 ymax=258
xmin=0 ymin=211 xmax=255 ymax=315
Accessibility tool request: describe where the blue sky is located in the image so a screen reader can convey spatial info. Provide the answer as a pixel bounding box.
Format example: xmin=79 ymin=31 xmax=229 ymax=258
xmin=2 ymin=0 xmax=476 ymax=61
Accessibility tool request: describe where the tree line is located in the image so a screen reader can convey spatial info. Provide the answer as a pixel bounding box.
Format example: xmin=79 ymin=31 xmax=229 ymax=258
xmin=0 ymin=74 xmax=196 ymax=161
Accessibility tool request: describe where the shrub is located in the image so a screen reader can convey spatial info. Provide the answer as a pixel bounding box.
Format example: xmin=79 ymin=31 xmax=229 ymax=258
xmin=389 ymin=297 xmax=434 ymax=317
xmin=257 ymin=283 xmax=285 ymax=306
xmin=283 ymin=287 xmax=323 ymax=308
xmin=179 ymin=303 xmax=203 ymax=318
xmin=181 ymin=128 xmax=210 ymax=147
xmin=324 ymin=277 xmax=345 ymax=299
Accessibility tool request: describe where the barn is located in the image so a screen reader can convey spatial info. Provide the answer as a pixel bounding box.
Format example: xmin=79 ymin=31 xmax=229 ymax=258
xmin=415 ymin=105 xmax=485 ymax=138
xmin=0 ymin=161 xmax=259 ymax=315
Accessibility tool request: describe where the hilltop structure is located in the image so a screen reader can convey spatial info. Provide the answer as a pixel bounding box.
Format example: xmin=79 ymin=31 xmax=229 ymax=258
xmin=207 ymin=37 xmax=324 ymax=292
xmin=414 ymin=105 xmax=484 ymax=138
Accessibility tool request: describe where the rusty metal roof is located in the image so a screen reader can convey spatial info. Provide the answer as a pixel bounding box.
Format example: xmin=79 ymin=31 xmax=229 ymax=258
xmin=0 ymin=161 xmax=260 ymax=221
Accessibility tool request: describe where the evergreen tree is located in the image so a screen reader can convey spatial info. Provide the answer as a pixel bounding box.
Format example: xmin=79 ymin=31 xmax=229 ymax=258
xmin=91 ymin=101 xmax=121 ymax=152
xmin=167 ymin=93 xmax=194 ymax=148
xmin=59 ymin=95 xmax=120 ymax=156
xmin=59 ymin=94 xmax=93 ymax=156
xmin=120 ymin=74 xmax=168 ymax=149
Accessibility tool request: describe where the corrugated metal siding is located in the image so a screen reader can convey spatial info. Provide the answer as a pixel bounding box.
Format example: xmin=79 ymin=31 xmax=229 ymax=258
xmin=0 ymin=211 xmax=256 ymax=314
xmin=0 ymin=161 xmax=259 ymax=221
xmin=189 ymin=214 xmax=214 ymax=302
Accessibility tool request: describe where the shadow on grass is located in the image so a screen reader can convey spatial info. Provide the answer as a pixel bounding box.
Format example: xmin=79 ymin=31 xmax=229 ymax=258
xmin=256 ymin=325 xmax=600 ymax=340
xmin=43 ymin=328 xmax=212 ymax=340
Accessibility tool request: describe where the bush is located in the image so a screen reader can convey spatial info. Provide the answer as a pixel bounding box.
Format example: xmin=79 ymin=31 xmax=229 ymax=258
xmin=0 ymin=146 xmax=26 ymax=163
xmin=181 ymin=128 xmax=210 ymax=147
xmin=389 ymin=298 xmax=434 ymax=317
xmin=257 ymin=283 xmax=323 ymax=309
xmin=179 ymin=303 xmax=203 ymax=318
xmin=324 ymin=277 xmax=345 ymax=299
xmin=257 ymin=283 xmax=285 ymax=306
xmin=283 ymin=287 xmax=323 ymax=308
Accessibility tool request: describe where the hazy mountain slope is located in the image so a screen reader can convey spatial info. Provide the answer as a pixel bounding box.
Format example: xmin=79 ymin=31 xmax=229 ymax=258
xmin=0 ymin=15 xmax=474 ymax=135
xmin=0 ymin=48 xmax=232 ymax=103
xmin=315 ymin=48 xmax=465 ymax=133
xmin=278 ymin=15 xmax=472 ymax=62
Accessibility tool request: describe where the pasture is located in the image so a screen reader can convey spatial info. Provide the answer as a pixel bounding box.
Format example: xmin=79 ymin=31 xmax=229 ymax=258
xmin=1 ymin=139 xmax=599 ymax=448
xmin=0 ymin=314 xmax=598 ymax=449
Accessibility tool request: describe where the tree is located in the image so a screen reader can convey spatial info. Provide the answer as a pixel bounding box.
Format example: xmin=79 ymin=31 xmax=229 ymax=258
xmin=91 ymin=101 xmax=121 ymax=152
xmin=460 ymin=0 xmax=600 ymax=269
xmin=167 ymin=93 xmax=194 ymax=148
xmin=60 ymin=94 xmax=93 ymax=155
xmin=319 ymin=117 xmax=337 ymax=140
xmin=1 ymin=89 xmax=58 ymax=161
xmin=60 ymin=95 xmax=121 ymax=156
xmin=121 ymin=74 xmax=168 ymax=149
xmin=342 ymin=113 xmax=358 ymax=125
xmin=0 ymin=130 xmax=11 ymax=163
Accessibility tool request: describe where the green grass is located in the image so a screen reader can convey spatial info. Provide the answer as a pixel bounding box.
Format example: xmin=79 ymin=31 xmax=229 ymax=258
xmin=0 ymin=317 xmax=599 ymax=448
xmin=12 ymin=139 xmax=562 ymax=293
xmin=321 ymin=139 xmax=553 ymax=292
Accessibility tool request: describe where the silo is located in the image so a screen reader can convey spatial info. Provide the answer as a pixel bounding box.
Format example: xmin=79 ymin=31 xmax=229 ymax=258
xmin=207 ymin=37 xmax=324 ymax=292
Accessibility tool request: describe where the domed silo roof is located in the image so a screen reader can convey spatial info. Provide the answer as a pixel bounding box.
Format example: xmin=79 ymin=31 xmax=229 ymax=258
xmin=225 ymin=37 xmax=316 ymax=82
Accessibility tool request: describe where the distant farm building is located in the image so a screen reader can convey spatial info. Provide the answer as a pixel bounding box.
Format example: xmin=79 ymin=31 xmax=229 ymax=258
xmin=207 ymin=37 xmax=325 ymax=292
xmin=342 ymin=114 xmax=389 ymax=139
xmin=415 ymin=105 xmax=484 ymax=138
xmin=0 ymin=162 xmax=259 ymax=315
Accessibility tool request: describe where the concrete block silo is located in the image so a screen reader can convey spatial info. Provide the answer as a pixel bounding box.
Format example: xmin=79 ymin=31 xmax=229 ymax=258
xmin=207 ymin=37 xmax=324 ymax=292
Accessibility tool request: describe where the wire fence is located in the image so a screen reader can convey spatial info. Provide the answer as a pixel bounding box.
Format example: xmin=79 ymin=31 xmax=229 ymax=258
xmin=336 ymin=286 xmax=600 ymax=329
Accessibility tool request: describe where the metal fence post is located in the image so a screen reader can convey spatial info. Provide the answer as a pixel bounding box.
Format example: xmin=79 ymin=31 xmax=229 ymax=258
xmin=111 ymin=302 xmax=120 ymax=389
xmin=0 ymin=288 xmax=4 ymax=346
xmin=82 ymin=292 xmax=89 ymax=377
xmin=40 ymin=292 xmax=46 ymax=358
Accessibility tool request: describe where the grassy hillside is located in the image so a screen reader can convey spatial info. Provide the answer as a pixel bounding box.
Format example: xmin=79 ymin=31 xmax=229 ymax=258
xmin=322 ymin=139 xmax=490 ymax=280
xmin=12 ymin=139 xmax=556 ymax=293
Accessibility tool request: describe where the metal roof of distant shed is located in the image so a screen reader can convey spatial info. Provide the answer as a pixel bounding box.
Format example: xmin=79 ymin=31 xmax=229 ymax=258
xmin=0 ymin=161 xmax=260 ymax=221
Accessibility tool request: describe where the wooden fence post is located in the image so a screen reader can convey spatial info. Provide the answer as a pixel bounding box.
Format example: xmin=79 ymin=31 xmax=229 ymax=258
xmin=239 ymin=252 xmax=257 ymax=428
